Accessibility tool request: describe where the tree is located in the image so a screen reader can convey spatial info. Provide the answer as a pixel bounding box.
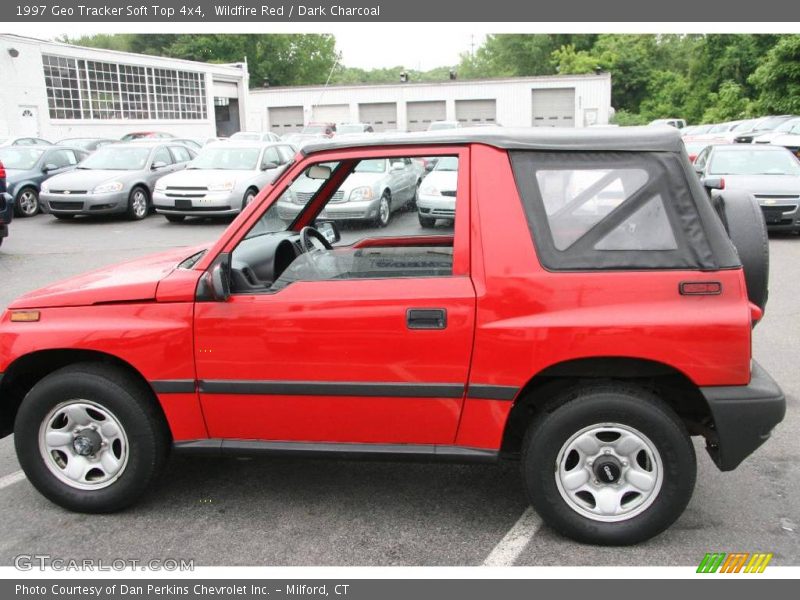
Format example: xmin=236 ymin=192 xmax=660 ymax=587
xmin=750 ymin=35 xmax=800 ymax=114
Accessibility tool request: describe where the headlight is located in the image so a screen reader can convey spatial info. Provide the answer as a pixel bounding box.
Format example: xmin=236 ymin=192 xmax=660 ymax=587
xmin=420 ymin=184 xmax=440 ymax=196
xmin=93 ymin=181 xmax=123 ymax=194
xmin=208 ymin=181 xmax=235 ymax=192
xmin=349 ymin=186 xmax=374 ymax=202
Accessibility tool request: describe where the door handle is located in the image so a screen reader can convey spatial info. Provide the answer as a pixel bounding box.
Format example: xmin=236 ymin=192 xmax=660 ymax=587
xmin=406 ymin=308 xmax=447 ymax=330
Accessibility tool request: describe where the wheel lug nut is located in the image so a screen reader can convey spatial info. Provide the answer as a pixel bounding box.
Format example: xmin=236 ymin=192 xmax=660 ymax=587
xmin=603 ymin=449 xmax=611 ymax=455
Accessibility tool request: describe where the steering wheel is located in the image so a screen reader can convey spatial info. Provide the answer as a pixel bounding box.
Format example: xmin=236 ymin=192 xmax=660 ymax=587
xmin=299 ymin=226 xmax=333 ymax=254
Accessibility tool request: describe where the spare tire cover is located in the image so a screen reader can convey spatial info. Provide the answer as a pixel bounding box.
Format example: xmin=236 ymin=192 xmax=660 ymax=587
xmin=713 ymin=190 xmax=769 ymax=312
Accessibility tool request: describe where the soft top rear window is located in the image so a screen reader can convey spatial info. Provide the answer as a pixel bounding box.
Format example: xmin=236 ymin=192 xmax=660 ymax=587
xmin=510 ymin=151 xmax=718 ymax=271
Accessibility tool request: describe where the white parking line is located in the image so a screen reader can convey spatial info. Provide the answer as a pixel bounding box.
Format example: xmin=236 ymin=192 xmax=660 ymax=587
xmin=482 ymin=506 xmax=542 ymax=566
xmin=0 ymin=470 xmax=26 ymax=490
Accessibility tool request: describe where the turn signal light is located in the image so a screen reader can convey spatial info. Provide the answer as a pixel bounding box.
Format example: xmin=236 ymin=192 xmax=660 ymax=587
xmin=10 ymin=311 xmax=41 ymax=322
xmin=679 ymin=282 xmax=722 ymax=296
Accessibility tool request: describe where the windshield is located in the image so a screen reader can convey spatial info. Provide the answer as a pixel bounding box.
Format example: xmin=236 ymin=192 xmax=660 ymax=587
xmin=338 ymin=125 xmax=365 ymax=134
xmin=428 ymin=122 xmax=457 ymax=131
xmin=231 ymin=132 xmax=261 ymax=141
xmin=354 ymin=159 xmax=386 ymax=173
xmin=190 ymin=147 xmax=261 ymax=170
xmin=80 ymin=146 xmax=150 ymax=170
xmin=709 ymin=149 xmax=800 ymax=176
xmin=774 ymin=118 xmax=800 ymax=133
xmin=0 ymin=148 xmax=44 ymax=169
xmin=434 ymin=156 xmax=459 ymax=171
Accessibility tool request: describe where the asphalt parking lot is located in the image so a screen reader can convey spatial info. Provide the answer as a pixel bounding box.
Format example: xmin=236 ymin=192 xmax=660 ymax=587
xmin=0 ymin=211 xmax=797 ymax=566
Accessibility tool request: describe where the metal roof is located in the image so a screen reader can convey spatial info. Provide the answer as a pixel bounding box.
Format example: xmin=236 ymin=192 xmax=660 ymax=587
xmin=301 ymin=126 xmax=684 ymax=155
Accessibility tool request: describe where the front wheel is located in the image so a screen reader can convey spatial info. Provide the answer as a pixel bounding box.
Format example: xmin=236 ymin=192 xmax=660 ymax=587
xmin=126 ymin=187 xmax=149 ymax=221
xmin=374 ymin=193 xmax=391 ymax=228
xmin=418 ymin=213 xmax=436 ymax=228
xmin=15 ymin=187 xmax=40 ymax=217
xmin=521 ymin=383 xmax=696 ymax=545
xmin=14 ymin=363 xmax=170 ymax=513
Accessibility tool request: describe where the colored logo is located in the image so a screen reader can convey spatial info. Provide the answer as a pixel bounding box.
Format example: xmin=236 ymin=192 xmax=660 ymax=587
xmin=697 ymin=552 xmax=773 ymax=573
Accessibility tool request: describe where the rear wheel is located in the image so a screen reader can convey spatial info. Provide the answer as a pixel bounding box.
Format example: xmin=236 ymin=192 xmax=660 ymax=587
xmin=15 ymin=187 xmax=40 ymax=218
xmin=165 ymin=214 xmax=185 ymax=223
xmin=126 ymin=187 xmax=149 ymax=221
xmin=14 ymin=363 xmax=170 ymax=513
xmin=521 ymin=383 xmax=696 ymax=545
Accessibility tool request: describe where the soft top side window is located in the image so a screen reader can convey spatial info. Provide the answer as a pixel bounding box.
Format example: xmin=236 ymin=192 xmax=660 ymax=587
xmin=510 ymin=150 xmax=715 ymax=271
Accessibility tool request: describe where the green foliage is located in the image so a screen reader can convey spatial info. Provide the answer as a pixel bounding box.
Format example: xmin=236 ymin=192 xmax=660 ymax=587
xmin=611 ymin=110 xmax=648 ymax=126
xmin=749 ymin=35 xmax=800 ymax=114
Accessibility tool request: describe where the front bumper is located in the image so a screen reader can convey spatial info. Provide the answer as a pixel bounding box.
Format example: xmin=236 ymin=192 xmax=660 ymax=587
xmin=153 ymin=190 xmax=241 ymax=217
xmin=701 ymin=360 xmax=786 ymax=471
xmin=41 ymin=190 xmax=129 ymax=215
xmin=418 ymin=193 xmax=456 ymax=220
xmin=758 ymin=202 xmax=800 ymax=232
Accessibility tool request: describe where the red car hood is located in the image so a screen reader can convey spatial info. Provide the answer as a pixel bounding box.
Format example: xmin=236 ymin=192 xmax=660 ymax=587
xmin=8 ymin=246 xmax=207 ymax=309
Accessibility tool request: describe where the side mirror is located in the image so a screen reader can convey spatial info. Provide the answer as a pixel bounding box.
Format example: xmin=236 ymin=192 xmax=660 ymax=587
xmin=151 ymin=161 xmax=168 ymax=170
xmin=315 ymin=220 xmax=341 ymax=244
xmin=197 ymin=253 xmax=231 ymax=302
xmin=43 ymin=163 xmax=59 ymax=172
xmin=307 ymin=164 xmax=332 ymax=180
xmin=702 ymin=177 xmax=725 ymax=191
xmin=261 ymin=162 xmax=279 ymax=171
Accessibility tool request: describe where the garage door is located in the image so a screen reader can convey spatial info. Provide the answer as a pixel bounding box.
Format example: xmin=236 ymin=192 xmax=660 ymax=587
xmin=532 ymin=88 xmax=575 ymax=128
xmin=311 ymin=104 xmax=351 ymax=125
xmin=407 ymin=101 xmax=446 ymax=132
xmin=359 ymin=102 xmax=397 ymax=131
xmin=455 ymin=99 xmax=496 ymax=125
xmin=269 ymin=106 xmax=304 ymax=133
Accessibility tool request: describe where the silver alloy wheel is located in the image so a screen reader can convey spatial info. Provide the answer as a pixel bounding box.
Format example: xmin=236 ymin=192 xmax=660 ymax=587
xmin=18 ymin=189 xmax=38 ymax=216
xmin=379 ymin=196 xmax=390 ymax=225
xmin=37 ymin=400 xmax=129 ymax=490
xmin=131 ymin=189 xmax=148 ymax=219
xmin=555 ymin=423 xmax=663 ymax=522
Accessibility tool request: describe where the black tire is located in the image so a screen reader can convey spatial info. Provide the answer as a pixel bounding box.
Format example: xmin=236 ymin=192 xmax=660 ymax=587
xmin=243 ymin=188 xmax=258 ymax=210
xmin=418 ymin=213 xmax=436 ymax=228
xmin=521 ymin=382 xmax=696 ymax=546
xmin=126 ymin=186 xmax=150 ymax=221
xmin=165 ymin=214 xmax=186 ymax=223
xmin=54 ymin=214 xmax=74 ymax=221
xmin=14 ymin=186 xmax=40 ymax=218
xmin=374 ymin=192 xmax=391 ymax=228
xmin=14 ymin=363 xmax=170 ymax=513
xmin=715 ymin=190 xmax=769 ymax=312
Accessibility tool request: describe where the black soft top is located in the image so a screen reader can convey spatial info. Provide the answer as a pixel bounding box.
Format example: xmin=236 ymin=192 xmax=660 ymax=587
xmin=301 ymin=126 xmax=684 ymax=155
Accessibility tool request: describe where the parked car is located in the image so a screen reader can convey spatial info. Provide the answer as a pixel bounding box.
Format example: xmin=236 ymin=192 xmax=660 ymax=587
xmin=427 ymin=120 xmax=461 ymax=131
xmin=752 ymin=117 xmax=800 ymax=144
xmin=0 ymin=159 xmax=12 ymax=247
xmin=277 ymin=156 xmax=422 ymax=226
xmin=0 ymin=127 xmax=784 ymax=547
xmin=681 ymin=124 xmax=712 ymax=140
xmin=693 ymin=143 xmax=800 ymax=233
xmin=0 ymin=136 xmax=51 ymax=147
xmin=128 ymin=137 xmax=202 ymax=151
xmin=120 ymin=131 xmax=175 ymax=141
xmin=301 ymin=122 xmax=336 ymax=137
xmin=40 ymin=142 xmax=196 ymax=220
xmin=683 ymin=141 xmax=711 ymax=163
xmin=649 ymin=118 xmax=686 ymax=129
xmin=417 ymin=155 xmax=458 ymax=227
xmin=153 ymin=142 xmax=296 ymax=222
xmin=336 ymin=123 xmax=375 ymax=136
xmin=0 ymin=146 xmax=89 ymax=217
xmin=733 ymin=115 xmax=797 ymax=143
xmin=56 ymin=138 xmax=115 ymax=153
xmin=230 ymin=131 xmax=282 ymax=143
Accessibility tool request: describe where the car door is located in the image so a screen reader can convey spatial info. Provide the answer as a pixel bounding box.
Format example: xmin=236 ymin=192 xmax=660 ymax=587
xmin=193 ymin=148 xmax=474 ymax=446
xmin=40 ymin=148 xmax=79 ymax=186
xmin=146 ymin=146 xmax=176 ymax=188
xmin=260 ymin=146 xmax=285 ymax=181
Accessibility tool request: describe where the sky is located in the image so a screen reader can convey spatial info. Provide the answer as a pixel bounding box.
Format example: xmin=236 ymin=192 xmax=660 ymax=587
xmin=335 ymin=31 xmax=486 ymax=70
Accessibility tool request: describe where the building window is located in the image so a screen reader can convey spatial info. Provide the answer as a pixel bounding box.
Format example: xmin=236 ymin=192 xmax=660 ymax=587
xmin=42 ymin=54 xmax=208 ymax=121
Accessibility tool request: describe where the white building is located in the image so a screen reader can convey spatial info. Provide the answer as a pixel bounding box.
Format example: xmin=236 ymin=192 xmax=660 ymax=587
xmin=0 ymin=34 xmax=249 ymax=141
xmin=247 ymin=73 xmax=612 ymax=133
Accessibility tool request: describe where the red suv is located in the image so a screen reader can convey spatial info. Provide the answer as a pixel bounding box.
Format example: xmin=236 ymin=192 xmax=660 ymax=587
xmin=0 ymin=128 xmax=784 ymax=545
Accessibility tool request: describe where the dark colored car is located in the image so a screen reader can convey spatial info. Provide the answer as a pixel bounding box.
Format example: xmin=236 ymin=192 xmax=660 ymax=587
xmin=0 ymin=159 xmax=13 ymax=247
xmin=56 ymin=138 xmax=115 ymax=153
xmin=0 ymin=146 xmax=88 ymax=217
xmin=120 ymin=132 xmax=175 ymax=141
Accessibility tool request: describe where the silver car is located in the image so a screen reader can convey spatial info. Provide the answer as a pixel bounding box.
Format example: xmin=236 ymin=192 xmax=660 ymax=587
xmin=153 ymin=141 xmax=297 ymax=221
xmin=40 ymin=142 xmax=196 ymax=220
xmin=277 ymin=157 xmax=422 ymax=227
xmin=230 ymin=131 xmax=282 ymax=143
xmin=694 ymin=143 xmax=800 ymax=232
xmin=417 ymin=156 xmax=458 ymax=227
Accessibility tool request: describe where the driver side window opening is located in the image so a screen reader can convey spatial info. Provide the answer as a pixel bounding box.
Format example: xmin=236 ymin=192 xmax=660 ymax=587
xmin=230 ymin=154 xmax=461 ymax=294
